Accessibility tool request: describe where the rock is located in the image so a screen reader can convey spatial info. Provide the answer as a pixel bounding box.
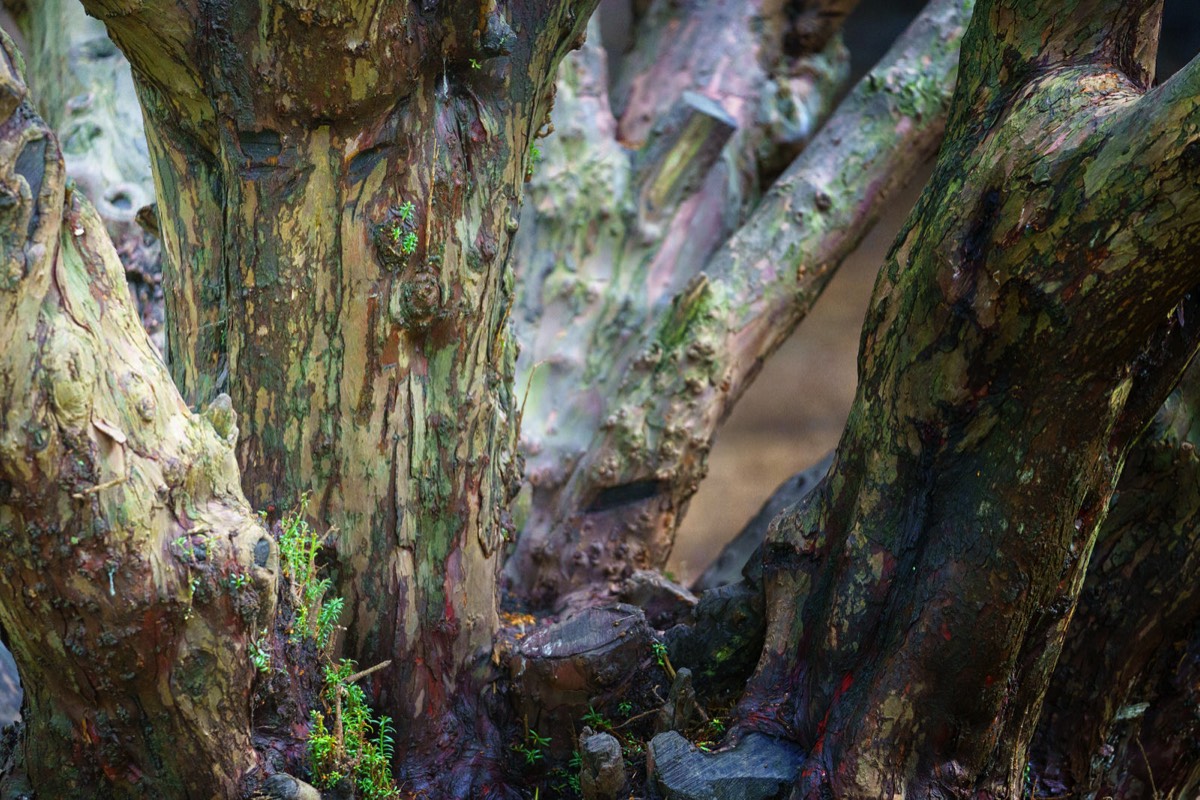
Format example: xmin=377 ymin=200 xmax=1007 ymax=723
xmin=647 ymin=730 xmax=804 ymax=800
xmin=663 ymin=581 xmax=764 ymax=703
xmin=579 ymin=726 xmax=626 ymax=799
xmin=257 ymin=773 xmax=323 ymax=800
xmin=619 ymin=569 xmax=698 ymax=628
xmin=657 ymin=668 xmax=702 ymax=734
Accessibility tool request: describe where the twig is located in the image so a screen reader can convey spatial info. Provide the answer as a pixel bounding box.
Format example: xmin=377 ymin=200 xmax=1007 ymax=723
xmin=345 ymin=660 xmax=392 ymax=684
xmin=1135 ymin=735 xmax=1160 ymax=800
xmin=73 ymin=475 xmax=128 ymax=499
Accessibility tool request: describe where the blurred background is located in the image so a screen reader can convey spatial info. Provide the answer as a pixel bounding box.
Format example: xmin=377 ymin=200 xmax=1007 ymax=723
xmin=661 ymin=0 xmax=1200 ymax=582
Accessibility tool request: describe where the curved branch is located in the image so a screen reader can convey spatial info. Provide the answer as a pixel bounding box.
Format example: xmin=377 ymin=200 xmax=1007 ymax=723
xmin=509 ymin=0 xmax=972 ymax=608
xmin=0 ymin=29 xmax=274 ymax=797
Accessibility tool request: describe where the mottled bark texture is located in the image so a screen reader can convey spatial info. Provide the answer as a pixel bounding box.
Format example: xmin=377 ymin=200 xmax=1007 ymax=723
xmin=80 ymin=0 xmax=596 ymax=787
xmin=507 ymin=0 xmax=972 ymax=609
xmin=732 ymin=1 xmax=1200 ymax=796
xmin=1029 ymin=364 xmax=1200 ymax=800
xmin=0 ymin=29 xmax=277 ymax=799
xmin=16 ymin=0 xmax=163 ymax=348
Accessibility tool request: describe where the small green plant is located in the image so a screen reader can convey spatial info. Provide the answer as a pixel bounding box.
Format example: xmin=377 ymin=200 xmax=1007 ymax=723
xmin=248 ymin=629 xmax=271 ymax=673
xmin=400 ymin=230 xmax=419 ymax=254
xmin=469 ymin=58 xmax=482 ymax=70
xmin=308 ymin=660 xmax=398 ymax=799
xmin=617 ymin=701 xmax=633 ymax=717
xmin=278 ymin=497 xmax=341 ymax=649
xmin=173 ymin=532 xmax=212 ymax=562
xmin=652 ymin=641 xmax=675 ymax=679
xmin=513 ymin=728 xmax=551 ymax=766
xmin=525 ymin=143 xmax=543 ymax=180
xmin=396 ymin=200 xmax=415 ymax=222
xmin=581 ymin=705 xmax=611 ymax=731
xmin=226 ymin=572 xmax=250 ymax=591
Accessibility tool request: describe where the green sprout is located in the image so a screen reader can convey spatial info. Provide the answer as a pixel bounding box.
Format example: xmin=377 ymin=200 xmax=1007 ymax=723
xmin=309 ymin=661 xmax=398 ymax=799
xmin=581 ymin=705 xmax=610 ymax=730
xmin=278 ymin=496 xmax=341 ymax=649
xmin=469 ymin=58 xmax=482 ymax=70
xmin=401 ymin=231 xmax=419 ymax=254
xmin=397 ymin=200 xmax=415 ymax=223
xmin=652 ymin=640 xmax=676 ymax=679
xmin=248 ymin=630 xmax=271 ymax=673
xmin=512 ymin=728 xmax=551 ymax=766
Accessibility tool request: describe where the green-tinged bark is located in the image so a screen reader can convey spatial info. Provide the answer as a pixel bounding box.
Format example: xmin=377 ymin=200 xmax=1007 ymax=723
xmin=17 ymin=0 xmax=163 ymax=348
xmin=82 ymin=0 xmax=595 ymax=787
xmin=732 ymin=1 xmax=1200 ymax=796
xmin=508 ymin=0 xmax=850 ymax=607
xmin=0 ymin=30 xmax=276 ymax=798
xmin=1029 ymin=364 xmax=1200 ymax=800
xmin=508 ymin=0 xmax=971 ymax=608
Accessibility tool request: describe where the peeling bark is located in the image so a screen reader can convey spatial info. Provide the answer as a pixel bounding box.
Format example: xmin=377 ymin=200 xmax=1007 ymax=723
xmin=0 ymin=30 xmax=275 ymax=797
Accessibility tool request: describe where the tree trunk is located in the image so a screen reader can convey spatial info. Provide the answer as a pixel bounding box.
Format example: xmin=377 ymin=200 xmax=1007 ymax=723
xmin=0 ymin=30 xmax=276 ymax=797
xmin=507 ymin=0 xmax=972 ymax=609
xmin=732 ymin=1 xmax=1200 ymax=795
xmin=1029 ymin=365 xmax=1200 ymax=799
xmin=79 ymin=0 xmax=595 ymax=787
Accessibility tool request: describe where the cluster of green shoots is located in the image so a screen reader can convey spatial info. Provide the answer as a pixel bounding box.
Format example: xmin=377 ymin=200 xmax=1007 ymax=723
xmin=526 ymin=143 xmax=542 ymax=180
xmin=269 ymin=498 xmax=399 ymax=798
xmin=388 ymin=200 xmax=419 ymax=255
xmin=278 ymin=498 xmax=343 ymax=649
xmin=308 ymin=660 xmax=398 ymax=800
xmin=513 ymin=727 xmax=552 ymax=766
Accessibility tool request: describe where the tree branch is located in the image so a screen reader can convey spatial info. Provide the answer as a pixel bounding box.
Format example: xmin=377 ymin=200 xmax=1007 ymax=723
xmin=509 ymin=0 xmax=972 ymax=607
xmin=952 ymin=0 xmax=1162 ymax=121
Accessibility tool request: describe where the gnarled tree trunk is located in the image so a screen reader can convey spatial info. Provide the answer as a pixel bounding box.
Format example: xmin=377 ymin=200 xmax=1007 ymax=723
xmin=730 ymin=1 xmax=1200 ymax=795
xmin=0 ymin=31 xmax=275 ymax=797
xmin=507 ymin=0 xmax=973 ymax=610
xmin=30 ymin=0 xmax=594 ymax=792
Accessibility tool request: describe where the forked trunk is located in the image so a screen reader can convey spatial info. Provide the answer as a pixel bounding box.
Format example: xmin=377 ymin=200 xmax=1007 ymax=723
xmin=734 ymin=1 xmax=1200 ymax=796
